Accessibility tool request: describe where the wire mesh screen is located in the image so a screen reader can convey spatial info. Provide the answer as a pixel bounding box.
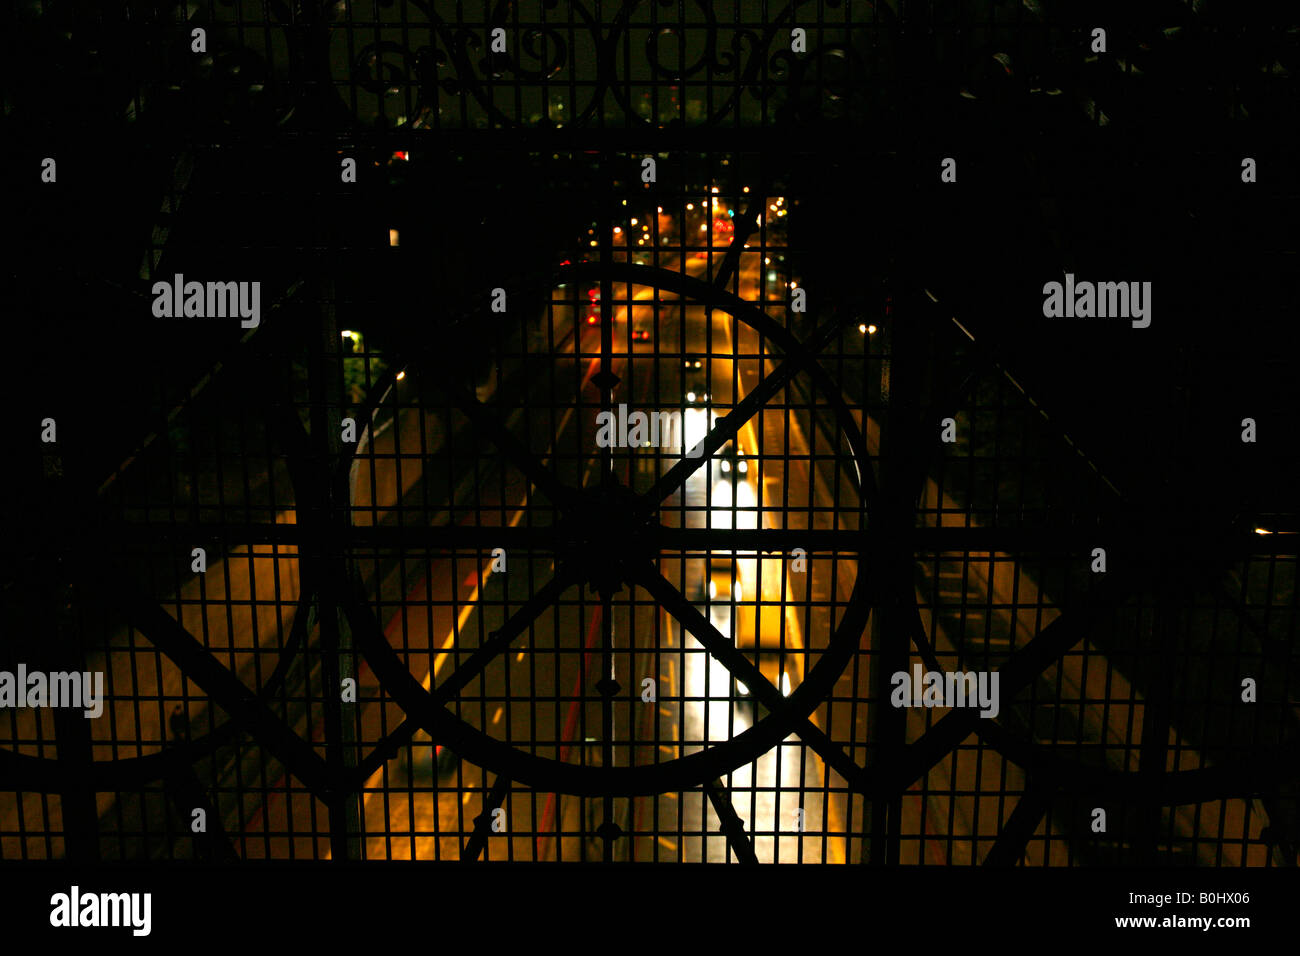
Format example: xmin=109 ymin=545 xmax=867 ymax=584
xmin=2 ymin=0 xmax=1298 ymax=870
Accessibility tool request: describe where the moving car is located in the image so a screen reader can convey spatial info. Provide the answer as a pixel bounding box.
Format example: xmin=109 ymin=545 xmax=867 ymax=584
xmin=734 ymin=654 xmax=790 ymax=705
xmin=717 ymin=440 xmax=749 ymax=480
xmin=404 ymin=729 xmax=461 ymax=781
xmin=707 ymin=556 xmax=742 ymax=603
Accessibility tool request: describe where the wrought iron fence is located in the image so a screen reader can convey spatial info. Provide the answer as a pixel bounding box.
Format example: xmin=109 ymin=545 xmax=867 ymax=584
xmin=2 ymin=0 xmax=1298 ymax=867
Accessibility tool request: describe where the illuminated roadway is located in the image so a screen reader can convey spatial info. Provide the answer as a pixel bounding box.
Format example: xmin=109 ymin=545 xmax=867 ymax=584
xmin=339 ymin=207 xmax=1247 ymax=865
xmin=346 ymin=209 xmax=859 ymax=861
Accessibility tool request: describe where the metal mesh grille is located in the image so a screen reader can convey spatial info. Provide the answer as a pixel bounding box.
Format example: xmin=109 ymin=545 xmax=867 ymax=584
xmin=3 ymin=0 xmax=1299 ymax=868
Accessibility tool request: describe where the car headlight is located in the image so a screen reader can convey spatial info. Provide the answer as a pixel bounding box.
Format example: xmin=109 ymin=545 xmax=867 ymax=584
xmin=738 ymin=460 xmax=748 ymax=474
xmin=721 ymin=459 xmax=731 ymax=472
xmin=686 ymin=391 xmax=696 ymax=403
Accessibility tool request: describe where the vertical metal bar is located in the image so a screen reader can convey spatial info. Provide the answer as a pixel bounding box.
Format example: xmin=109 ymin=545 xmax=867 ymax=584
xmin=50 ymin=517 xmax=100 ymax=862
xmin=866 ymin=286 xmax=927 ymax=866
xmin=310 ymin=276 xmax=362 ymax=861
xmin=597 ymin=159 xmax=618 ymax=862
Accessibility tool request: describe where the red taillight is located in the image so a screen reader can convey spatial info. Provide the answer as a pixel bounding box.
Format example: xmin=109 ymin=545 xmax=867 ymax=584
xmin=587 ymin=315 xmax=598 ymax=325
